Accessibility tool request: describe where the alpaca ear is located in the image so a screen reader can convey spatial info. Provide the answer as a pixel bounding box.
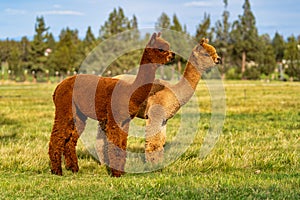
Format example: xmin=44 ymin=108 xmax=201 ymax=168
xmin=157 ymin=32 xmax=161 ymax=37
xmin=200 ymin=38 xmax=205 ymax=45
xmin=149 ymin=33 xmax=157 ymax=46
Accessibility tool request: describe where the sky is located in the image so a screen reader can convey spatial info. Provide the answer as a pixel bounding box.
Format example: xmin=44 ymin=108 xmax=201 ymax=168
xmin=0 ymin=0 xmax=299 ymax=40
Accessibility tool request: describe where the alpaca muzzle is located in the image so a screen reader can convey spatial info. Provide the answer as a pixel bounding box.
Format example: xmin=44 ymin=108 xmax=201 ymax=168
xmin=169 ymin=52 xmax=176 ymax=62
xmin=215 ymin=57 xmax=222 ymax=64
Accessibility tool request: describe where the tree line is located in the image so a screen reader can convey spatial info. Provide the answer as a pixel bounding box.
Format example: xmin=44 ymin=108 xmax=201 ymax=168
xmin=0 ymin=0 xmax=299 ymax=82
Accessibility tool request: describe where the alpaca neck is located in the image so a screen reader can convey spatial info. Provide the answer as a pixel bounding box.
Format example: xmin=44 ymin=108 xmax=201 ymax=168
xmin=179 ymin=61 xmax=202 ymax=90
xmin=129 ymin=49 xmax=157 ymax=113
xmin=132 ymin=49 xmax=157 ymax=88
xmin=174 ymin=61 xmax=202 ymax=105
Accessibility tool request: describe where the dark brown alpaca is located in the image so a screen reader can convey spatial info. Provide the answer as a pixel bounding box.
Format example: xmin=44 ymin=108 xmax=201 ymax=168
xmin=48 ymin=33 xmax=175 ymax=177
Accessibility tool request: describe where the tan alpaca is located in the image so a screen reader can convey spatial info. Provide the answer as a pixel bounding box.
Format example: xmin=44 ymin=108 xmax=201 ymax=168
xmin=48 ymin=32 xmax=175 ymax=177
xmin=115 ymin=38 xmax=221 ymax=163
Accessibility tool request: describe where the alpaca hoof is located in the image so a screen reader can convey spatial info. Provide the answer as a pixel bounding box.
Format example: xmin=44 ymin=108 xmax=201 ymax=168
xmin=72 ymin=167 xmax=79 ymax=173
xmin=51 ymin=169 xmax=63 ymax=176
xmin=110 ymin=169 xmax=125 ymax=177
xmin=146 ymin=149 xmax=164 ymax=164
xmin=66 ymin=165 xmax=79 ymax=173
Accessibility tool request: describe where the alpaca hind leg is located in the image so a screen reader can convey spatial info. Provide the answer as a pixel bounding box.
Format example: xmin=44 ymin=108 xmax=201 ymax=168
xmin=64 ymin=131 xmax=80 ymax=172
xmin=64 ymin=114 xmax=86 ymax=173
xmin=49 ymin=121 xmax=72 ymax=175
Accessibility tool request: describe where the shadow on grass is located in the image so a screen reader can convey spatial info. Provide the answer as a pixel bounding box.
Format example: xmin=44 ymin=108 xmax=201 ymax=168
xmin=0 ymin=132 xmax=17 ymax=141
xmin=0 ymin=113 xmax=21 ymax=143
xmin=77 ymin=148 xmax=100 ymax=164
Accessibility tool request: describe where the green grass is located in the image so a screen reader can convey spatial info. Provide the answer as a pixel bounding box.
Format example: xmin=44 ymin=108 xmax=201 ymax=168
xmin=0 ymin=81 xmax=299 ymax=199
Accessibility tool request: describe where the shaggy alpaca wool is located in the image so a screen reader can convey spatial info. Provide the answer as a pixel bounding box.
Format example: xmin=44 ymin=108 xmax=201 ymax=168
xmin=114 ymin=38 xmax=221 ymax=163
xmin=48 ymin=33 xmax=175 ymax=177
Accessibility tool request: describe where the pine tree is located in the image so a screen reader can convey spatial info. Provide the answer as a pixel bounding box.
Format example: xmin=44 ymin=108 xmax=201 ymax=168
xmin=214 ymin=0 xmax=231 ymax=76
xmin=82 ymin=26 xmax=96 ymax=53
xmin=0 ymin=39 xmax=10 ymax=64
xmin=170 ymin=14 xmax=183 ymax=32
xmin=51 ymin=28 xmax=80 ymax=74
xmin=156 ymin=12 xmax=171 ymax=29
xmin=272 ymin=32 xmax=285 ymax=62
xmin=284 ymin=35 xmax=300 ymax=80
xmin=230 ymin=0 xmax=259 ymax=79
xmin=46 ymin=33 xmax=56 ymax=51
xmin=7 ymin=41 xmax=21 ymax=80
xmin=97 ymin=7 xmax=140 ymax=76
xmin=99 ymin=7 xmax=132 ymax=40
xmin=20 ymin=36 xmax=31 ymax=71
xmin=29 ymin=16 xmax=49 ymax=72
xmin=195 ymin=13 xmax=212 ymax=42
xmin=130 ymin=15 xmax=140 ymax=40
xmin=257 ymin=34 xmax=276 ymax=77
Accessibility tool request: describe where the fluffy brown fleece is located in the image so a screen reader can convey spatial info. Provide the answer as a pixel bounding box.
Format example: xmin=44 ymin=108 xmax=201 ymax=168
xmin=48 ymin=32 xmax=175 ymax=177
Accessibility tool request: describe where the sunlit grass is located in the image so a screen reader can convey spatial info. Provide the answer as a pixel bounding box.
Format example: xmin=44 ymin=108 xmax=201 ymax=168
xmin=0 ymin=81 xmax=299 ymax=199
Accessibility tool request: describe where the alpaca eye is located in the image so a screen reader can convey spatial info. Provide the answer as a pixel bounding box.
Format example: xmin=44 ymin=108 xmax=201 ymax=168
xmin=158 ymin=48 xmax=164 ymax=52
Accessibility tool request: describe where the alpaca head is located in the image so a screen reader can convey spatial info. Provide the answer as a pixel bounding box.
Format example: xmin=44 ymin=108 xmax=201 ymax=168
xmin=200 ymin=38 xmax=222 ymax=64
xmin=189 ymin=38 xmax=221 ymax=72
xmin=144 ymin=32 xmax=175 ymax=65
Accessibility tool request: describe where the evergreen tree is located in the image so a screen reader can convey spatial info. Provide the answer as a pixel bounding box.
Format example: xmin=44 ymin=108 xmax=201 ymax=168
xmin=129 ymin=15 xmax=140 ymax=40
xmin=272 ymin=32 xmax=285 ymax=62
xmin=284 ymin=35 xmax=300 ymax=80
xmin=20 ymin=36 xmax=31 ymax=71
xmin=50 ymin=28 xmax=80 ymax=74
xmin=0 ymin=39 xmax=10 ymax=63
xmin=84 ymin=26 xmax=96 ymax=45
xmin=29 ymin=16 xmax=49 ymax=72
xmin=214 ymin=0 xmax=231 ymax=76
xmin=76 ymin=26 xmax=97 ymax=71
xmin=7 ymin=41 xmax=21 ymax=80
xmin=195 ymin=13 xmax=212 ymax=42
xmin=257 ymin=34 xmax=276 ymax=77
xmin=230 ymin=0 xmax=259 ymax=79
xmin=97 ymin=7 xmax=140 ymax=76
xmin=170 ymin=14 xmax=183 ymax=32
xmin=99 ymin=7 xmax=132 ymax=40
xmin=46 ymin=33 xmax=56 ymax=51
xmin=82 ymin=26 xmax=96 ymax=54
xmin=156 ymin=12 xmax=171 ymax=29
xmin=131 ymin=15 xmax=138 ymax=30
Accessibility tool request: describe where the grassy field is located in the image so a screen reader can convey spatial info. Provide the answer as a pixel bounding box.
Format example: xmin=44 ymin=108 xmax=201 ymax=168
xmin=0 ymin=80 xmax=299 ymax=199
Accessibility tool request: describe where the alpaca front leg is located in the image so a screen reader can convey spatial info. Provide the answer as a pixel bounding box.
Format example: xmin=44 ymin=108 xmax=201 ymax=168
xmin=107 ymin=140 xmax=127 ymax=177
xmin=96 ymin=121 xmax=108 ymax=165
xmin=145 ymin=118 xmax=166 ymax=164
xmin=106 ymin=123 xmax=128 ymax=177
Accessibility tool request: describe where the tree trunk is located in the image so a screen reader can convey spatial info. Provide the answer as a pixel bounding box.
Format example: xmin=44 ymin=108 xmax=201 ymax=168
xmin=241 ymin=51 xmax=246 ymax=79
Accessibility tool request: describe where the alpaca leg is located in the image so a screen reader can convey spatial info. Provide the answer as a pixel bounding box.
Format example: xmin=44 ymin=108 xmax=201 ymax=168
xmin=145 ymin=118 xmax=166 ymax=164
xmin=96 ymin=121 xmax=108 ymax=165
xmin=49 ymin=119 xmax=74 ymax=175
xmin=63 ymin=131 xmax=80 ymax=173
xmin=64 ymin=114 xmax=86 ymax=173
xmin=49 ymin=124 xmax=64 ymax=175
xmin=106 ymin=119 xmax=128 ymax=177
